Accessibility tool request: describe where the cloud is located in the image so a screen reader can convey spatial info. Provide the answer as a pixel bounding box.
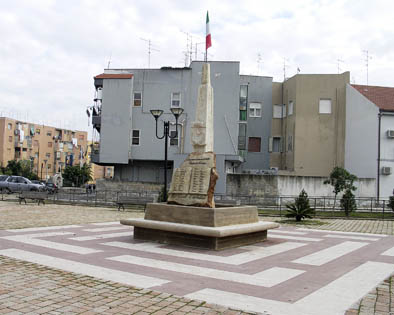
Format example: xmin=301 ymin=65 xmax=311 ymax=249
xmin=0 ymin=0 xmax=393 ymax=138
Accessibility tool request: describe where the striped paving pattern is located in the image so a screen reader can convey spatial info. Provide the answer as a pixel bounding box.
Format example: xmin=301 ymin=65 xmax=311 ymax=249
xmin=0 ymin=222 xmax=393 ymax=315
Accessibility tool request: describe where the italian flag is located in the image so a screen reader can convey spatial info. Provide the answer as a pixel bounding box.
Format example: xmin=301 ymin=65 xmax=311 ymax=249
xmin=206 ymin=11 xmax=211 ymax=50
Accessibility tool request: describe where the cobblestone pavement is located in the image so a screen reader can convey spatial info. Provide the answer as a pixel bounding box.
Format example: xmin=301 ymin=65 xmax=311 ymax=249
xmin=0 ymin=201 xmax=394 ymax=314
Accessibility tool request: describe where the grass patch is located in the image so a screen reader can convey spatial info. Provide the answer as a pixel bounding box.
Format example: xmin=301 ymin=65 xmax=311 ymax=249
xmin=258 ymin=208 xmax=394 ymax=220
xmin=275 ymin=219 xmax=328 ymax=226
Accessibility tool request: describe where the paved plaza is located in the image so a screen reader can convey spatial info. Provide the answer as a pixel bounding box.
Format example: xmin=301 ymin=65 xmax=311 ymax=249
xmin=0 ymin=202 xmax=394 ymax=314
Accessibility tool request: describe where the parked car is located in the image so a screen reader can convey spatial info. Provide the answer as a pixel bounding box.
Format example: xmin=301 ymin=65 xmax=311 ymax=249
xmin=45 ymin=182 xmax=58 ymax=194
xmin=0 ymin=176 xmax=44 ymax=193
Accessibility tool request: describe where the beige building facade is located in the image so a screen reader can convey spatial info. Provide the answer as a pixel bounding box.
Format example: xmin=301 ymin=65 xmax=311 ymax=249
xmin=86 ymin=141 xmax=113 ymax=183
xmin=270 ymin=72 xmax=350 ymax=176
xmin=0 ymin=117 xmax=88 ymax=180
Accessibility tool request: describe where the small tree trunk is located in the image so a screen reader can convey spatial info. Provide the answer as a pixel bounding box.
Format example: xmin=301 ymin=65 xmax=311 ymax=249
xmin=333 ymin=194 xmax=337 ymax=210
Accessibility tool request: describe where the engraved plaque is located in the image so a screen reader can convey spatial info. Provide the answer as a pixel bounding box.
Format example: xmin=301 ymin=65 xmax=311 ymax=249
xmin=189 ymin=167 xmax=211 ymax=195
xmin=169 ymin=167 xmax=191 ymax=194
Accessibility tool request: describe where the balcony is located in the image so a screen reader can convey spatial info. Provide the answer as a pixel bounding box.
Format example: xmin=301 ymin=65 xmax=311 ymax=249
xmin=92 ymin=115 xmax=101 ymax=133
xmin=90 ymin=143 xmax=100 ymax=164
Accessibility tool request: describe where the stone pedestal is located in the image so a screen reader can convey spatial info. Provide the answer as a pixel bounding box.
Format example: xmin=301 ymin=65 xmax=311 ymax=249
xmin=121 ymin=203 xmax=279 ymax=250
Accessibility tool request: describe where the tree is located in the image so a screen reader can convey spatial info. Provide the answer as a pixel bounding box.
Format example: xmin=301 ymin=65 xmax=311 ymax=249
xmin=340 ymin=189 xmax=357 ymax=216
xmin=324 ymin=167 xmax=357 ymax=209
xmin=62 ymin=164 xmax=92 ymax=187
xmin=2 ymin=160 xmax=38 ymax=180
xmin=285 ymin=189 xmax=315 ymax=222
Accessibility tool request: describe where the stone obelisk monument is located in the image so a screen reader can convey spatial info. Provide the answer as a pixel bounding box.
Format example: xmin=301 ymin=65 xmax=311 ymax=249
xmin=121 ymin=63 xmax=279 ymax=250
xmin=167 ymin=63 xmax=218 ymax=208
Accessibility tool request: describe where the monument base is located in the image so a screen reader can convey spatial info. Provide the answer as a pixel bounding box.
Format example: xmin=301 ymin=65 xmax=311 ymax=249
xmin=133 ymin=226 xmax=268 ymax=250
xmin=120 ymin=203 xmax=279 ymax=251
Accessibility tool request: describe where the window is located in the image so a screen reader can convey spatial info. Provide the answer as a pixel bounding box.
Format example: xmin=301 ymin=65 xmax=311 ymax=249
xmin=287 ymin=135 xmax=293 ymax=152
xmin=269 ymin=137 xmax=282 ymax=153
xmin=79 ymin=134 xmax=84 ymax=140
xmin=8 ymin=136 xmax=12 ymax=142
xmin=248 ymin=137 xmax=261 ymax=152
xmin=288 ymin=101 xmax=294 ymax=116
xmin=48 ymin=142 xmax=52 ymax=148
xmin=132 ymin=130 xmax=140 ymax=145
xmin=171 ymin=92 xmax=181 ymax=107
xmin=273 ymin=105 xmax=283 ymax=118
xmin=48 ymin=164 xmax=51 ymax=169
xmin=7 ymin=123 xmax=12 ymax=130
xmin=319 ymin=99 xmax=332 ymax=114
xmin=169 ymin=126 xmax=180 ymax=146
xmin=238 ymin=123 xmax=247 ymax=150
xmin=133 ymin=92 xmax=142 ymax=107
xmin=36 ymin=128 xmax=40 ymax=134
xmin=47 ymin=131 xmax=52 ymax=137
xmin=22 ymin=148 xmax=27 ymax=152
xmin=249 ymin=103 xmax=262 ymax=118
xmin=46 ymin=153 xmax=50 ymax=158
xmin=239 ymin=85 xmax=248 ymax=121
xmin=170 ymin=131 xmax=178 ymax=146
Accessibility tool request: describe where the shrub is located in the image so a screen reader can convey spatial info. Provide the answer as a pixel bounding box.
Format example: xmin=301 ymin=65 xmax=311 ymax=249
xmin=285 ymin=189 xmax=315 ymax=222
xmin=340 ymin=189 xmax=357 ymax=216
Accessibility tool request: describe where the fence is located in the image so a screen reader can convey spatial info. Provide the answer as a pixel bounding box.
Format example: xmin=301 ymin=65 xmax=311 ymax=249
xmin=1 ymin=189 xmax=393 ymax=218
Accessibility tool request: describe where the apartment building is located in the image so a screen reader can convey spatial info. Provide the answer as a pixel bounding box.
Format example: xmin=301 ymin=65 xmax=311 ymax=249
xmin=0 ymin=117 xmax=88 ymax=180
xmin=91 ymin=61 xmax=273 ymax=194
xmin=270 ymin=72 xmax=349 ymax=176
xmin=86 ymin=141 xmax=113 ymax=182
xmin=346 ymin=84 xmax=394 ymax=198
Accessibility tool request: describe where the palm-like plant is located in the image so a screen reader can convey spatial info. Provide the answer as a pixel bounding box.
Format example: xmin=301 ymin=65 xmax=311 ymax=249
xmin=285 ymin=189 xmax=315 ymax=222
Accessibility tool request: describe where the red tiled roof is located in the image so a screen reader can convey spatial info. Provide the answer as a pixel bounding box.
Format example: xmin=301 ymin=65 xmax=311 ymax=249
xmin=94 ymin=73 xmax=133 ymax=79
xmin=351 ymin=84 xmax=394 ymax=111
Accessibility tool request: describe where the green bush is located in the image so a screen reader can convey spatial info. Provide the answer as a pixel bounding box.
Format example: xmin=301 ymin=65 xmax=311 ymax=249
xmin=340 ymin=189 xmax=357 ymax=216
xmin=285 ymin=189 xmax=315 ymax=222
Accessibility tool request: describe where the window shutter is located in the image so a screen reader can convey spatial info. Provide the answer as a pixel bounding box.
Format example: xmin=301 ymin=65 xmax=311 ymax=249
xmin=268 ymin=137 xmax=273 ymax=152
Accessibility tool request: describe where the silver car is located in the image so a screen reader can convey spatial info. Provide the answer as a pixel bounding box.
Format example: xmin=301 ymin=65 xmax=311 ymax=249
xmin=0 ymin=176 xmax=44 ymax=193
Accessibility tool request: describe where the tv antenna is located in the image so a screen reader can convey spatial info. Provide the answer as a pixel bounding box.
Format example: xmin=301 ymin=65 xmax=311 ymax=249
xmin=283 ymin=57 xmax=289 ymax=81
xmin=140 ymin=38 xmax=160 ymax=68
xmin=337 ymin=58 xmax=344 ymax=74
xmin=107 ymin=52 xmax=112 ymax=69
xmin=257 ymin=53 xmax=262 ymax=75
xmin=363 ymin=50 xmax=372 ymax=87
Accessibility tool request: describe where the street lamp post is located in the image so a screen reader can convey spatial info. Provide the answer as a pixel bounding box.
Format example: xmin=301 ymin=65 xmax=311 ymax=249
xmin=150 ymin=107 xmax=184 ymax=202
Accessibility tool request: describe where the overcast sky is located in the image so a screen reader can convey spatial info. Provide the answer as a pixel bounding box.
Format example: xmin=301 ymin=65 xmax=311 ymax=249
xmin=1 ymin=0 xmax=393 ymax=138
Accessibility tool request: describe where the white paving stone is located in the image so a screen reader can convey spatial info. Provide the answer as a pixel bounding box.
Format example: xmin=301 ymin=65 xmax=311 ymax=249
xmin=323 ymin=234 xmax=380 ymax=241
xmin=82 ymin=226 xmax=130 ymax=232
xmin=103 ymin=241 xmax=307 ymax=265
xmin=186 ymin=261 xmax=394 ymax=315
xmin=292 ymin=241 xmax=368 ymax=266
xmin=297 ymin=228 xmax=388 ymax=237
xmin=1 ymin=232 xmax=101 ymax=254
xmin=108 ymin=255 xmax=305 ymax=287
xmin=381 ymin=246 xmax=394 ymax=256
xmin=0 ymin=248 xmax=169 ymax=288
xmin=5 ymin=225 xmax=81 ymax=232
xmin=70 ymin=232 xmax=133 ymax=241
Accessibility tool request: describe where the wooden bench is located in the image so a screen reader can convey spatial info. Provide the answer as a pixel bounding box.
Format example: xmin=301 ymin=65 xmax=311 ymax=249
xmin=19 ymin=191 xmax=48 ymax=205
xmin=116 ymin=196 xmax=155 ymax=211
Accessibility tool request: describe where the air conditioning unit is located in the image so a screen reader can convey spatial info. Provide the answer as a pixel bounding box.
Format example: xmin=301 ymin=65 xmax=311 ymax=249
xmin=387 ymin=130 xmax=394 ymax=138
xmin=381 ymin=166 xmax=392 ymax=175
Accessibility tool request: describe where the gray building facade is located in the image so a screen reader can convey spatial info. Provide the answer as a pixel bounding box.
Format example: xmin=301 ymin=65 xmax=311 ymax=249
xmin=92 ymin=61 xmax=273 ymax=195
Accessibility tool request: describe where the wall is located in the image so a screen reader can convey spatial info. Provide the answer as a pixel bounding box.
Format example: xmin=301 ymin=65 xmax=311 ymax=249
xmin=100 ymin=78 xmax=132 ymax=163
xmin=379 ymin=112 xmax=394 ymax=198
xmin=227 ymin=174 xmax=376 ymax=197
xmin=240 ymin=75 xmax=273 ymax=171
xmin=282 ymin=72 xmax=349 ymax=176
xmin=345 ymin=85 xmax=378 ymax=179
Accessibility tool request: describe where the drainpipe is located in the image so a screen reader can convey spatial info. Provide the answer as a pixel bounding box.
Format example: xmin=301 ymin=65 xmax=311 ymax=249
xmin=377 ymin=111 xmax=381 ymax=199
